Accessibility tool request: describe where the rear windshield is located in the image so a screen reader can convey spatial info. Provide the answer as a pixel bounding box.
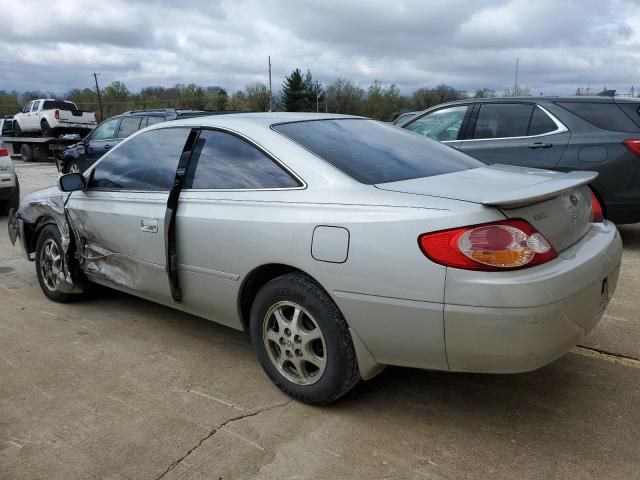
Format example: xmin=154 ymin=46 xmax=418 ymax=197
xmin=556 ymin=102 xmax=640 ymax=132
xmin=272 ymin=119 xmax=481 ymax=184
xmin=42 ymin=100 xmax=77 ymax=111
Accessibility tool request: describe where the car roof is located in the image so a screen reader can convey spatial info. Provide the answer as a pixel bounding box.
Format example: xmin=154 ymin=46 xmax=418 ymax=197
xmin=161 ymin=112 xmax=363 ymax=129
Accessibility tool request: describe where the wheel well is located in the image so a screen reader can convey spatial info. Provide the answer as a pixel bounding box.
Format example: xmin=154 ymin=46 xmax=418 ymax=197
xmin=238 ymin=263 xmax=308 ymax=331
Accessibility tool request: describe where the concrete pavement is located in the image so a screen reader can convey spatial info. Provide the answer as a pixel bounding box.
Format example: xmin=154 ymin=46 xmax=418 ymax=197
xmin=1 ymin=161 xmax=639 ymax=480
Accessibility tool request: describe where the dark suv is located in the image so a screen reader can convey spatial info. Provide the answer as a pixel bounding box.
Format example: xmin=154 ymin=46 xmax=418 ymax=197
xmin=59 ymin=109 xmax=217 ymax=173
xmin=402 ymin=96 xmax=640 ymax=224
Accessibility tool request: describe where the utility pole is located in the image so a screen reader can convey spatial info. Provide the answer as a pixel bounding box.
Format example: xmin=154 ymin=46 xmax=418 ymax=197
xmin=92 ymin=72 xmax=104 ymax=120
xmin=268 ymin=56 xmax=273 ymax=112
xmin=513 ymin=57 xmax=519 ymax=96
xmin=316 ymin=92 xmax=320 ymax=112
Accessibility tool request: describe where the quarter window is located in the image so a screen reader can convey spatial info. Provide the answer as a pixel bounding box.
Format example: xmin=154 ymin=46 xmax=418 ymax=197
xmin=91 ymin=119 xmax=119 ymax=141
xmin=405 ymin=105 xmax=468 ymax=141
xmin=528 ymin=107 xmax=558 ymax=135
xmin=89 ymin=127 xmax=191 ymax=191
xmin=186 ymin=130 xmax=299 ymax=189
xmin=473 ymin=104 xmax=534 ymax=139
xmin=117 ymin=117 xmax=142 ymax=138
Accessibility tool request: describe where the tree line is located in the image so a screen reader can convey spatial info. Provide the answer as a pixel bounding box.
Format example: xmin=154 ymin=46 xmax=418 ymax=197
xmin=1 ymin=68 xmax=638 ymax=121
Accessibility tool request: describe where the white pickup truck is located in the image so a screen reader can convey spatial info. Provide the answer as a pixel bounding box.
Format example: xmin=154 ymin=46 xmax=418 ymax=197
xmin=13 ymin=99 xmax=97 ymax=137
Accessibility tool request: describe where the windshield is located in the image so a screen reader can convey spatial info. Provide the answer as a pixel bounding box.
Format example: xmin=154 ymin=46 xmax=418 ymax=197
xmin=272 ymin=119 xmax=481 ymax=184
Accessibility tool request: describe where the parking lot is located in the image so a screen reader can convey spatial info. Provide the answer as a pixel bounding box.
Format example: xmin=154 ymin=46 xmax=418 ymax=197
xmin=1 ymin=160 xmax=640 ymax=480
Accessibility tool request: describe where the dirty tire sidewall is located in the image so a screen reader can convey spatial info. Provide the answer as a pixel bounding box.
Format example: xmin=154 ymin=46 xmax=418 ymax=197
xmin=35 ymin=225 xmax=82 ymax=303
xmin=250 ymin=273 xmax=360 ymax=405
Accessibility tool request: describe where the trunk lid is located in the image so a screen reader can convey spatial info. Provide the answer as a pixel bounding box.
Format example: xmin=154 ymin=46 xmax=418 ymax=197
xmin=376 ymin=164 xmax=597 ymax=252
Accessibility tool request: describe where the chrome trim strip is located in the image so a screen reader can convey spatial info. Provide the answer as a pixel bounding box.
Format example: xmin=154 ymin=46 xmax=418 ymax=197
xmin=454 ymin=105 xmax=568 ymax=143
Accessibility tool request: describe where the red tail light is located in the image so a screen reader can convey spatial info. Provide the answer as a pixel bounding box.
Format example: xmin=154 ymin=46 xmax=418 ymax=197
xmin=0 ymin=148 xmax=8 ymax=157
xmin=624 ymin=139 xmax=640 ymax=156
xmin=54 ymin=109 xmax=60 ymax=120
xmin=589 ymin=189 xmax=604 ymax=223
xmin=418 ymin=219 xmax=557 ymax=271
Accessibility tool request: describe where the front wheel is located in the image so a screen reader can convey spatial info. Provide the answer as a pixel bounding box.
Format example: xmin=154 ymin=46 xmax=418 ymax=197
xmin=250 ymin=273 xmax=360 ymax=404
xmin=35 ymin=225 xmax=87 ymax=302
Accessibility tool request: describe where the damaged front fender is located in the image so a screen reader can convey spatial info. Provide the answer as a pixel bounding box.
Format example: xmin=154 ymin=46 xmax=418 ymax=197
xmin=11 ymin=186 xmax=85 ymax=294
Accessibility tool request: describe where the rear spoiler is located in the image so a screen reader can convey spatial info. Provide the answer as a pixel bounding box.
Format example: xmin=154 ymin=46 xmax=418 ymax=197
xmin=482 ymin=170 xmax=598 ymax=207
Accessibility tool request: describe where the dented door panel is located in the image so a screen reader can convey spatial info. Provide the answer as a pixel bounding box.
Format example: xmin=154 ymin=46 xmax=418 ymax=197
xmin=66 ymin=189 xmax=173 ymax=303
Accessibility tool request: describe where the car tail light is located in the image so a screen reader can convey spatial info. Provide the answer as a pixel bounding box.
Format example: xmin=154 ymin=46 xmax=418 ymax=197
xmin=418 ymin=219 xmax=557 ymax=271
xmin=0 ymin=148 xmax=8 ymax=157
xmin=624 ymin=139 xmax=640 ymax=156
xmin=589 ymin=189 xmax=604 ymax=222
xmin=54 ymin=109 xmax=60 ymax=120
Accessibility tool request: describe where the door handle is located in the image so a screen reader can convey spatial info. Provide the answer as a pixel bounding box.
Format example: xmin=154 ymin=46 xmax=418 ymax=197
xmin=140 ymin=219 xmax=158 ymax=233
xmin=528 ymin=142 xmax=553 ymax=149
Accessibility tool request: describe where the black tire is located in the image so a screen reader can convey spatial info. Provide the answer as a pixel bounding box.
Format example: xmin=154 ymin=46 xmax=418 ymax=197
xmin=20 ymin=144 xmax=33 ymax=162
xmin=35 ymin=225 xmax=86 ymax=302
xmin=250 ymin=273 xmax=360 ymax=404
xmin=41 ymin=120 xmax=52 ymax=137
xmin=0 ymin=177 xmax=19 ymax=216
xmin=66 ymin=159 xmax=81 ymax=174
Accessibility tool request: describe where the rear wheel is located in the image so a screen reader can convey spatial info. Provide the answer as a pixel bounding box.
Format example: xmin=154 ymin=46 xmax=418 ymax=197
xmin=35 ymin=225 xmax=87 ymax=302
xmin=20 ymin=144 xmax=33 ymax=162
xmin=250 ymin=273 xmax=359 ymax=404
xmin=41 ymin=120 xmax=52 ymax=137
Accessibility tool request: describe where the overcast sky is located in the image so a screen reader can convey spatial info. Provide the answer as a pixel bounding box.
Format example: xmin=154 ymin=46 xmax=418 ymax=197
xmin=0 ymin=0 xmax=639 ymax=96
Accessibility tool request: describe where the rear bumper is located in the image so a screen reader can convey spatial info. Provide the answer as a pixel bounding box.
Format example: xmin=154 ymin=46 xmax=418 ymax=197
xmin=0 ymin=175 xmax=16 ymax=198
xmin=444 ymin=221 xmax=622 ymax=373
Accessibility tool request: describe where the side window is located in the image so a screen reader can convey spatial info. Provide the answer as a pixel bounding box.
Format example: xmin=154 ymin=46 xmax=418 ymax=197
xmin=31 ymin=101 xmax=41 ymax=112
xmin=23 ymin=102 xmax=33 ymax=113
xmin=90 ymin=128 xmax=191 ymax=191
xmin=187 ymin=130 xmax=300 ymax=189
xmin=91 ymin=119 xmax=119 ymax=141
xmin=528 ymin=107 xmax=558 ymax=135
xmin=145 ymin=116 xmax=165 ymax=127
xmin=117 ymin=117 xmax=142 ymax=138
xmin=405 ymin=105 xmax=468 ymax=141
xmin=473 ymin=103 xmax=534 ymax=139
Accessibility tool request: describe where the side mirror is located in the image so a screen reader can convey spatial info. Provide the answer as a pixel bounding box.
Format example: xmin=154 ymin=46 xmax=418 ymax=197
xmin=58 ymin=173 xmax=87 ymax=192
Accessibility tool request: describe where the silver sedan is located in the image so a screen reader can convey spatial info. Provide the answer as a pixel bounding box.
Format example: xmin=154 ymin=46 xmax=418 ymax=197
xmin=8 ymin=113 xmax=622 ymax=404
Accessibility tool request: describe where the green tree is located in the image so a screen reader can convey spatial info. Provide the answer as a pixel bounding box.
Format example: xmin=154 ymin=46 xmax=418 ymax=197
xmin=473 ymin=88 xmax=496 ymax=98
xmin=282 ymin=68 xmax=313 ymax=112
xmin=325 ymin=78 xmax=364 ymax=114
xmin=411 ymin=87 xmax=440 ymax=110
xmin=102 ymin=81 xmax=131 ymax=115
xmin=245 ymin=82 xmax=270 ymax=112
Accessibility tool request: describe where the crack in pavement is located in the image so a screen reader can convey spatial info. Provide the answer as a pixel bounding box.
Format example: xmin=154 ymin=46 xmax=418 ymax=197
xmin=572 ymin=345 xmax=640 ymax=368
xmin=153 ymin=399 xmax=292 ymax=480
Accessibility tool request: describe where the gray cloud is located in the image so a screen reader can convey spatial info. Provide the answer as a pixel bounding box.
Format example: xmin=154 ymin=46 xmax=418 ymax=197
xmin=0 ymin=0 xmax=638 ymax=96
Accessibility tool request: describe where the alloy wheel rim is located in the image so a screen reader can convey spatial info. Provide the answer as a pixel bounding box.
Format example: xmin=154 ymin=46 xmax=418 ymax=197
xmin=40 ymin=239 xmax=62 ymax=292
xmin=262 ymin=301 xmax=327 ymax=386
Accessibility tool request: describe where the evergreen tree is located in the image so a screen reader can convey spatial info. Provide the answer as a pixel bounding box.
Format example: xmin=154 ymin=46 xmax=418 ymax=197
xmin=282 ymin=68 xmax=311 ymax=112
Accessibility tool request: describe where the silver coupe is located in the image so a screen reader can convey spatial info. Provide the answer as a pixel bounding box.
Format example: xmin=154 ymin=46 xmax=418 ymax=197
xmin=8 ymin=113 xmax=622 ymax=404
